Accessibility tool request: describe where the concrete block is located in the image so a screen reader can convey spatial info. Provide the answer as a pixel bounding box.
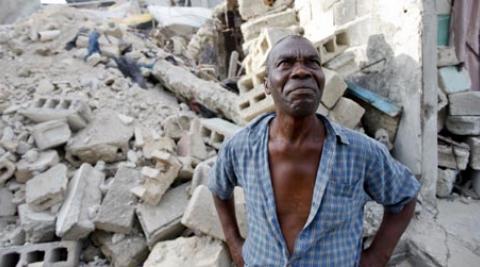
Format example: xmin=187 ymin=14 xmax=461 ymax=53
xmin=321 ymin=68 xmax=347 ymax=108
xmin=238 ymin=67 xmax=267 ymax=94
xmin=329 ymin=97 xmax=365 ymax=129
xmin=32 ymin=120 xmax=71 ymax=150
xmin=0 ymin=188 xmax=15 ymax=216
xmin=56 ymin=163 xmax=105 ymax=240
xmin=0 ymin=241 xmax=80 ymax=267
xmin=20 ymin=97 xmax=92 ymax=131
xmin=438 ymin=66 xmax=471 ymax=94
xmin=313 ymin=30 xmax=350 ymax=64
xmin=448 ymin=91 xmax=480 ymax=116
xmin=92 ymin=231 xmax=148 ymax=267
xmin=26 ymin=164 xmax=68 ymax=211
xmin=237 ymin=74 xmax=255 ymax=95
xmin=323 ymin=51 xmax=359 ymax=78
xmin=162 ymin=113 xmax=194 ymax=140
xmin=18 ymin=204 xmax=56 ymax=243
xmin=437 ymin=143 xmax=469 ymax=170
xmin=181 ymin=185 xmax=247 ymax=241
xmin=436 ymin=0 xmax=452 ymax=15
xmin=436 ymin=168 xmax=458 ymax=198
xmin=15 ymin=150 xmax=59 ymax=183
xmin=143 ymin=236 xmax=231 ymax=267
xmin=178 ymin=156 xmax=199 ymax=180
xmin=142 ymin=136 xmax=176 ymax=159
xmin=333 ymin=0 xmax=356 ymax=26
xmin=467 ymin=137 xmax=480 ymax=170
xmin=95 ymin=167 xmax=139 ymax=234
xmin=241 ymin=9 xmax=298 ymax=42
xmin=239 ymin=0 xmax=293 ymax=20
xmin=66 ymin=110 xmax=133 ymax=164
xmin=190 ymin=157 xmax=216 ymax=195
xmin=0 ymin=157 xmax=15 ymax=185
xmin=316 ymin=102 xmax=329 ymax=117
xmin=446 ymin=116 xmax=480 ymax=135
xmin=250 ymin=28 xmax=295 ymax=72
xmin=177 ymin=122 xmax=208 ymax=161
xmin=200 ymin=118 xmax=242 ymax=149
xmin=437 ymin=46 xmax=459 ymax=67
xmin=136 ymin=183 xmax=190 ymax=247
xmin=238 ymin=86 xmax=275 ymax=122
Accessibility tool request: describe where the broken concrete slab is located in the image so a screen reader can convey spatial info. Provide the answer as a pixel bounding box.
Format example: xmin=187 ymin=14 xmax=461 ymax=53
xmin=32 ymin=120 xmax=71 ymax=150
xmin=162 ymin=113 xmax=194 ymax=140
xmin=0 ymin=187 xmax=15 ymax=216
xmin=437 ymin=142 xmax=469 ymax=170
xmin=436 ymin=168 xmax=459 ymax=198
xmin=177 ymin=120 xmax=208 ymax=161
xmin=56 ymin=163 xmax=105 ymax=240
xmin=438 ymin=66 xmax=471 ymax=94
xmin=0 ymin=241 xmax=80 ymax=267
xmin=467 ymin=136 xmax=480 ymax=170
xmin=15 ymin=150 xmax=59 ymax=183
xmin=329 ymin=97 xmax=365 ymax=129
xmin=321 ymin=68 xmax=347 ymax=108
xmin=200 ymin=118 xmax=242 ymax=149
xmin=190 ymin=157 xmax=216 ymax=195
xmin=0 ymin=157 xmax=15 ymax=185
xmin=66 ymin=110 xmax=134 ymax=164
xmin=136 ymin=183 xmax=190 ymax=247
xmin=26 ymin=164 xmax=68 ymax=211
xmin=142 ymin=136 xmax=176 ymax=159
xmin=143 ymin=236 xmax=231 ymax=267
xmin=95 ymin=167 xmax=139 ymax=234
xmin=241 ymin=9 xmax=298 ymax=42
xmin=448 ymin=91 xmax=480 ymax=116
xmin=18 ymin=204 xmax=56 ymax=243
xmin=92 ymin=231 xmax=149 ymax=267
xmin=446 ymin=116 xmax=480 ymax=135
xmin=238 ymin=0 xmax=292 ymax=20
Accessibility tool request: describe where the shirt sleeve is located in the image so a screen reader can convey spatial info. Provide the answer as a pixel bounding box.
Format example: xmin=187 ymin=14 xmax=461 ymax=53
xmin=207 ymin=140 xmax=238 ymax=200
xmin=364 ymin=140 xmax=421 ymax=213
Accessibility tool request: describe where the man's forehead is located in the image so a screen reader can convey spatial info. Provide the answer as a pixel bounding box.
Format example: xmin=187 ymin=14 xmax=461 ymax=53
xmin=269 ymin=37 xmax=319 ymax=61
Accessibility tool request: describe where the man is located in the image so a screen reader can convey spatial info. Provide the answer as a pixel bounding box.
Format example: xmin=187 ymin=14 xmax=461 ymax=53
xmin=208 ymin=35 xmax=420 ymax=267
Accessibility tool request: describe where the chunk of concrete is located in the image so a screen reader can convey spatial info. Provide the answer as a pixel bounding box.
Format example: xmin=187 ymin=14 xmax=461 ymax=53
xmin=241 ymin=9 xmax=298 ymax=42
xmin=238 ymin=85 xmax=275 ymax=122
xmin=190 ymin=157 xmax=216 ymax=195
xmin=181 ymin=185 xmax=247 ymax=241
xmin=446 ymin=116 xmax=480 ymax=135
xmin=0 ymin=188 xmax=15 ymax=216
xmin=467 ymin=136 xmax=480 ymax=170
xmin=15 ymin=150 xmax=59 ymax=183
xmin=314 ymin=30 xmax=350 ymax=64
xmin=448 ymin=91 xmax=480 ymax=116
xmin=200 ymin=118 xmax=242 ymax=149
xmin=438 ymin=66 xmax=471 ymax=94
xmin=0 ymin=157 xmax=15 ymax=185
xmin=32 ymin=120 xmax=71 ymax=150
xmin=162 ymin=113 xmax=194 ymax=140
xmin=437 ymin=46 xmax=459 ymax=67
xmin=56 ymin=163 xmax=105 ymax=240
xmin=436 ymin=168 xmax=458 ymax=198
xmin=143 ymin=236 xmax=231 ymax=267
xmin=66 ymin=110 xmax=134 ymax=164
xmin=95 ymin=167 xmax=139 ymax=234
xmin=437 ymin=143 xmax=469 ymax=170
xmin=20 ymin=97 xmax=92 ymax=131
xmin=321 ymin=68 xmax=347 ymax=108
xmin=249 ymin=28 xmax=295 ymax=73
xmin=177 ymin=120 xmax=208 ymax=161
xmin=136 ymin=183 xmax=190 ymax=247
xmin=26 ymin=164 xmax=68 ymax=211
xmin=0 ymin=241 xmax=80 ymax=267
xmin=333 ymin=0 xmax=356 ymax=26
xmin=329 ymin=97 xmax=365 ymax=129
xmin=18 ymin=204 xmax=56 ymax=243
xmin=92 ymin=231 xmax=149 ymax=267
xmin=239 ymin=0 xmax=293 ymax=20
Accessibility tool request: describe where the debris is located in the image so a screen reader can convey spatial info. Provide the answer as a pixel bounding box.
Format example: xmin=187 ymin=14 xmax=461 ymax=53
xmin=0 ymin=241 xmax=80 ymax=267
xmin=437 ymin=168 xmax=459 ymax=198
xmin=0 ymin=188 xmax=16 ymax=216
xmin=448 ymin=91 xmax=480 ymax=116
xmin=329 ymin=97 xmax=365 ymax=129
xmin=200 ymin=117 xmax=241 ymax=149
xmin=32 ymin=120 xmax=72 ymax=150
xmin=15 ymin=150 xmax=60 ymax=183
xmin=438 ymin=66 xmax=471 ymax=94
xmin=25 ymin=164 xmax=68 ymax=211
xmin=92 ymin=231 xmax=149 ymax=267
xmin=18 ymin=204 xmax=56 ymax=243
xmin=0 ymin=157 xmax=16 ymax=185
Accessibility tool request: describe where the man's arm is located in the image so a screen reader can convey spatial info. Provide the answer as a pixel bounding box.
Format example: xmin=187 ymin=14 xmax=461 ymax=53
xmin=360 ymin=198 xmax=416 ymax=267
xmin=212 ymin=194 xmax=245 ymax=267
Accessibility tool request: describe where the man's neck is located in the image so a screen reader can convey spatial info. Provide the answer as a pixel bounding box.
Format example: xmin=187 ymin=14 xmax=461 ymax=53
xmin=270 ymin=112 xmax=325 ymax=144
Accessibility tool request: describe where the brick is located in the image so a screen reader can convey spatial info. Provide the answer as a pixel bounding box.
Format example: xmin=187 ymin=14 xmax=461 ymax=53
xmin=190 ymin=157 xmax=216 ymax=195
xmin=446 ymin=116 xmax=480 ymax=135
xmin=18 ymin=204 xmax=56 ymax=243
xmin=181 ymin=185 xmax=247 ymax=241
xmin=237 ymin=86 xmax=275 ymax=122
xmin=448 ymin=91 xmax=480 ymax=116
xmin=241 ymin=9 xmax=298 ymax=42
xmin=436 ymin=168 xmax=458 ymax=198
xmin=467 ymin=137 xmax=480 ymax=170
xmin=437 ymin=46 xmax=459 ymax=67
xmin=26 ymin=164 xmax=68 ymax=211
xmin=93 ymin=231 xmax=148 ymax=267
xmin=56 ymin=163 xmax=105 ymax=240
xmin=333 ymin=0 xmax=356 ymax=26
xmin=32 ymin=120 xmax=71 ymax=150
xmin=0 ymin=188 xmax=15 ymax=216
xmin=200 ymin=118 xmax=242 ymax=149
xmin=438 ymin=66 xmax=471 ymax=94
xmin=95 ymin=167 xmax=139 ymax=234
xmin=437 ymin=143 xmax=469 ymax=170
xmin=329 ymin=97 xmax=365 ymax=129
xmin=19 ymin=97 xmax=92 ymax=131
xmin=0 ymin=241 xmax=80 ymax=267
xmin=321 ymin=68 xmax=347 ymax=108
xmin=136 ymin=183 xmax=190 ymax=247
xmin=0 ymin=157 xmax=15 ymax=185
xmin=15 ymin=150 xmax=59 ymax=183
xmin=66 ymin=110 xmax=133 ymax=164
xmin=313 ymin=30 xmax=350 ymax=64
xmin=239 ymin=0 xmax=293 ymax=20
xmin=142 ymin=151 xmax=181 ymax=205
xmin=143 ymin=236 xmax=231 ymax=267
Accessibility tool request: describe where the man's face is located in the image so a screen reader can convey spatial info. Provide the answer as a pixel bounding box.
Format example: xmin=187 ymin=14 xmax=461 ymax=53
xmin=265 ymin=37 xmax=325 ymax=118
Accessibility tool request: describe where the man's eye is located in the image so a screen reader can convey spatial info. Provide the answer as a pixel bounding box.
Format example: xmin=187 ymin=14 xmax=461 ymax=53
xmin=278 ymin=61 xmax=292 ymax=68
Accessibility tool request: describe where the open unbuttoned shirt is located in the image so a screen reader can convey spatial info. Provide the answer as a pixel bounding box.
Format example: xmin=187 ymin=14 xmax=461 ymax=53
xmin=208 ymin=113 xmax=421 ymax=267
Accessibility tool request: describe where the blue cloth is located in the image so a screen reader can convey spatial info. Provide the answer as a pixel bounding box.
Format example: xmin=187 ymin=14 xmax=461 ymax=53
xmin=208 ymin=112 xmax=421 ymax=267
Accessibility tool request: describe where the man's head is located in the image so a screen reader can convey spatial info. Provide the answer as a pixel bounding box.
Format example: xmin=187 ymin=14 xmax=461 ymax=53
xmin=265 ymin=35 xmax=325 ymax=118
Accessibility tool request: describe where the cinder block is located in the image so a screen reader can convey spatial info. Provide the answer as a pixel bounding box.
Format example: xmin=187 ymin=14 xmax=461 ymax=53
xmin=313 ymin=30 xmax=350 ymax=64
xmin=0 ymin=188 xmax=15 ymax=216
xmin=32 ymin=120 xmax=71 ymax=150
xmin=249 ymin=28 xmax=295 ymax=73
xmin=437 ymin=46 xmax=459 ymax=67
xmin=467 ymin=137 xmax=480 ymax=170
xmin=162 ymin=113 xmax=194 ymax=140
xmin=136 ymin=183 xmax=190 ymax=247
xmin=95 ymin=167 xmax=139 ymax=234
xmin=15 ymin=150 xmax=59 ymax=183
xmin=238 ymin=86 xmax=275 ymax=122
xmin=18 ymin=204 xmax=56 ymax=243
xmin=190 ymin=157 xmax=216 ymax=195
xmin=448 ymin=91 xmax=480 ymax=116
xmin=181 ymin=185 xmax=247 ymax=241
xmin=446 ymin=116 xmax=480 ymax=135
xmin=321 ymin=68 xmax=347 ymax=108
xmin=438 ymin=66 xmax=471 ymax=94
xmin=26 ymin=164 xmax=68 ymax=211
xmin=56 ymin=163 xmax=105 ymax=240
xmin=0 ymin=157 xmax=15 ymax=185
xmin=92 ymin=231 xmax=148 ymax=267
xmin=316 ymin=102 xmax=329 ymax=117
xmin=176 ymin=121 xmax=208 ymax=161
xmin=20 ymin=97 xmax=92 ymax=131
xmin=237 ymin=74 xmax=255 ymax=95
xmin=0 ymin=241 xmax=80 ymax=267
xmin=436 ymin=168 xmax=458 ymax=198
xmin=323 ymin=51 xmax=358 ymax=78
xmin=241 ymin=9 xmax=298 ymax=42
xmin=329 ymin=97 xmax=365 ymax=129
xmin=200 ymin=118 xmax=242 ymax=149
xmin=437 ymin=143 xmax=469 ymax=170
xmin=239 ymin=0 xmax=293 ymax=20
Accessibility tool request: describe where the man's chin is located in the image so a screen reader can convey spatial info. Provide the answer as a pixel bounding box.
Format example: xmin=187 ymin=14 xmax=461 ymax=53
xmin=288 ymin=103 xmax=318 ymax=118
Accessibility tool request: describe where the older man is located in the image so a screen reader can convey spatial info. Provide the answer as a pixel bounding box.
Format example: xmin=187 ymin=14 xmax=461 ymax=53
xmin=208 ymin=35 xmax=420 ymax=267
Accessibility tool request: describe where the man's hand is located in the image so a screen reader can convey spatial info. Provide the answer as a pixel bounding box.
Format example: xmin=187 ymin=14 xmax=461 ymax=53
xmin=227 ymin=237 xmax=245 ymax=267
xmin=359 ymin=247 xmax=388 ymax=267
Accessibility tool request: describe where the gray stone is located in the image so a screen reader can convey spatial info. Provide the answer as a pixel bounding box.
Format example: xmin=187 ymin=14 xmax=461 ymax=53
xmin=362 ymin=201 xmax=384 ymax=238
xmin=437 ymin=143 xmax=469 ymax=170
xmin=18 ymin=204 xmax=56 ymax=243
xmin=0 ymin=157 xmax=15 ymax=185
xmin=56 ymin=163 xmax=105 ymax=240
xmin=466 ymin=136 xmax=480 ymax=170
xmin=95 ymin=167 xmax=139 ymax=234
xmin=329 ymin=97 xmax=365 ymax=129
xmin=200 ymin=118 xmax=241 ymax=149
xmin=162 ymin=113 xmax=194 ymax=140
xmin=438 ymin=66 xmax=471 ymax=94
xmin=93 ymin=231 xmax=149 ymax=267
xmin=32 ymin=120 xmax=71 ymax=150
xmin=241 ymin=9 xmax=298 ymax=42
xmin=437 ymin=46 xmax=459 ymax=67
xmin=448 ymin=91 xmax=480 ymax=116
xmin=190 ymin=157 xmax=216 ymax=195
xmin=321 ymin=68 xmax=347 ymax=108
xmin=26 ymin=164 xmax=68 ymax=211
xmin=142 ymin=151 xmax=181 ymax=205
xmin=0 ymin=187 xmax=15 ymax=216
xmin=436 ymin=168 xmax=459 ymax=198
xmin=446 ymin=116 xmax=480 ymax=135
xmin=238 ymin=0 xmax=292 ymax=20
xmin=176 ymin=121 xmax=208 ymax=161
xmin=136 ymin=183 xmax=190 ymax=247
xmin=15 ymin=150 xmax=59 ymax=183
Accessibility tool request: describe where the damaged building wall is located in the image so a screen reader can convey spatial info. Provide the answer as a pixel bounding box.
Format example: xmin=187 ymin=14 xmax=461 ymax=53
xmin=0 ymin=0 xmax=41 ymax=25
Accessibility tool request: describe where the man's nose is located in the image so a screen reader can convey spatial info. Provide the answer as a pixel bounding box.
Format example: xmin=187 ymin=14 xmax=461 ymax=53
xmin=290 ymin=62 xmax=312 ymax=79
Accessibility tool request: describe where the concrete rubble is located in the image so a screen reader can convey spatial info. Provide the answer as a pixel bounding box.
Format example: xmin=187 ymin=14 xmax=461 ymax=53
xmin=0 ymin=1 xmax=477 ymax=266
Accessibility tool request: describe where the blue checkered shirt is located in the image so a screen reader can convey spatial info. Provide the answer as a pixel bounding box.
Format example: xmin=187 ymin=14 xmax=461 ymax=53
xmin=208 ymin=113 xmax=420 ymax=267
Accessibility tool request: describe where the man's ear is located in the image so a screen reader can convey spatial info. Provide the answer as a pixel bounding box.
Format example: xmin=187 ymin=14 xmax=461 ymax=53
xmin=264 ymin=79 xmax=271 ymax=95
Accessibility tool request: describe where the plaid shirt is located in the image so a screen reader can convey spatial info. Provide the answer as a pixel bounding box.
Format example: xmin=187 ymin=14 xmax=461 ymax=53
xmin=208 ymin=113 xmax=420 ymax=267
